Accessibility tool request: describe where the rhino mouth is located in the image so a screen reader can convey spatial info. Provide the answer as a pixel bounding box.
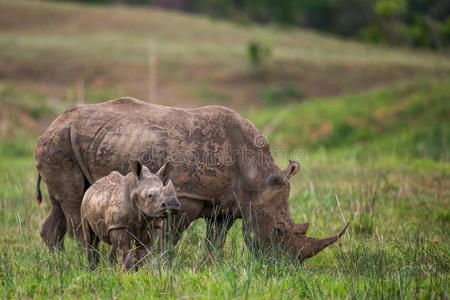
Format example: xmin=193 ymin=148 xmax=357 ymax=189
xmin=159 ymin=203 xmax=181 ymax=218
xmin=159 ymin=208 xmax=180 ymax=218
xmin=159 ymin=196 xmax=181 ymax=218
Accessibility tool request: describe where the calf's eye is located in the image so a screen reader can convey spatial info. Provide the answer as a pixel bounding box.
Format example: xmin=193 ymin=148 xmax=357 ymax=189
xmin=148 ymin=193 xmax=153 ymax=199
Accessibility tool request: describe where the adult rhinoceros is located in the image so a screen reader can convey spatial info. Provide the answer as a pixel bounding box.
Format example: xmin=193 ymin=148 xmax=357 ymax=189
xmin=35 ymin=97 xmax=347 ymax=261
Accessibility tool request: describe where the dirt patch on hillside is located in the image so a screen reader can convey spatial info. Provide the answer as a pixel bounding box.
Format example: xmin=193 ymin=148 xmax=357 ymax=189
xmin=1 ymin=0 xmax=448 ymax=111
xmin=215 ymin=59 xmax=429 ymax=99
xmin=0 ymin=0 xmax=185 ymax=35
xmin=0 ymin=1 xmax=76 ymax=32
xmin=0 ymin=45 xmax=436 ymax=110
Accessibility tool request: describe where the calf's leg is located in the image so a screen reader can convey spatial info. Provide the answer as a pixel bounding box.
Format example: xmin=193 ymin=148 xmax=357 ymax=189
xmin=110 ymin=229 xmax=137 ymax=271
xmin=81 ymin=213 xmax=100 ymax=269
xmin=133 ymin=227 xmax=160 ymax=267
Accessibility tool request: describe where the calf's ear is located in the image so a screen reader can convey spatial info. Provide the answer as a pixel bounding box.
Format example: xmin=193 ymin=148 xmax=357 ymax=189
xmin=155 ymin=162 xmax=172 ymax=183
xmin=129 ymin=160 xmax=151 ymax=179
xmin=140 ymin=166 xmax=152 ymax=178
xmin=129 ymin=160 xmax=143 ymax=178
xmin=283 ymin=160 xmax=300 ymax=179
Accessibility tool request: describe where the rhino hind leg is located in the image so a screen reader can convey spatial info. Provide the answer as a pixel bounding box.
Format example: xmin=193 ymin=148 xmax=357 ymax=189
xmin=63 ymin=207 xmax=84 ymax=242
xmin=40 ymin=194 xmax=66 ymax=251
xmin=42 ymin=168 xmax=88 ymax=246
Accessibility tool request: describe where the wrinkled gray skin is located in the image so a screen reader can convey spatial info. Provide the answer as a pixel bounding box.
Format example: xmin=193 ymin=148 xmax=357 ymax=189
xmin=81 ymin=161 xmax=180 ymax=270
xmin=35 ymin=97 xmax=347 ymax=262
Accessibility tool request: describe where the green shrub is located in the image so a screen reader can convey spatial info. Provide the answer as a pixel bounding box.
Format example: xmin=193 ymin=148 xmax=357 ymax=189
xmin=197 ymin=87 xmax=226 ymax=102
xmin=29 ymin=103 xmax=51 ymax=119
xmin=412 ymin=122 xmax=449 ymax=161
xmin=374 ymin=0 xmax=406 ymax=19
xmin=359 ymin=25 xmax=385 ymax=44
xmin=247 ymin=40 xmax=271 ymax=67
xmin=260 ymin=83 xmax=303 ymax=106
xmin=436 ymin=209 xmax=450 ymax=223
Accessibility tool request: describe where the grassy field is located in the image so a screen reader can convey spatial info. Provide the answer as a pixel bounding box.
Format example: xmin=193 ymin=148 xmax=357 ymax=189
xmin=0 ymin=0 xmax=449 ymax=299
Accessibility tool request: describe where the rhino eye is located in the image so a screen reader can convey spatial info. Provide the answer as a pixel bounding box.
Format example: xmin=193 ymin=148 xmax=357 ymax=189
xmin=295 ymin=232 xmax=305 ymax=238
xmin=147 ymin=193 xmax=153 ymax=199
xmin=273 ymin=227 xmax=283 ymax=236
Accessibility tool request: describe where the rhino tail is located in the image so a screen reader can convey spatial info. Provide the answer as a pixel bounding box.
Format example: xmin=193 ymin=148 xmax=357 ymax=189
xmin=36 ymin=174 xmax=42 ymax=205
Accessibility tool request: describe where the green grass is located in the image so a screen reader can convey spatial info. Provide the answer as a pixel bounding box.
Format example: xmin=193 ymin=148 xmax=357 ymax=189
xmin=0 ymin=78 xmax=449 ymax=298
xmin=0 ymin=0 xmax=449 ymax=298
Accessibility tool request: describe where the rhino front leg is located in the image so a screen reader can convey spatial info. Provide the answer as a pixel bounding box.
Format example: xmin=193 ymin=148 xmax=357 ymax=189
xmin=110 ymin=229 xmax=137 ymax=271
xmin=160 ymin=197 xmax=205 ymax=250
xmin=130 ymin=230 xmax=157 ymax=268
xmin=135 ymin=247 xmax=149 ymax=268
xmin=108 ymin=246 xmax=117 ymax=265
xmin=205 ymin=214 xmax=235 ymax=252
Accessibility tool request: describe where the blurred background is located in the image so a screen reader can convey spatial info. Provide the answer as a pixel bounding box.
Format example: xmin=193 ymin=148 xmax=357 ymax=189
xmin=0 ymin=1 xmax=449 ymax=297
xmin=0 ymin=0 xmax=449 ymax=144
xmin=1 ymin=0 xmax=449 ymax=138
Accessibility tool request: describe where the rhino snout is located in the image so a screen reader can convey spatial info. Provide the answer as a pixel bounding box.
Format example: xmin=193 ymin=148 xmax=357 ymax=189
xmin=160 ymin=196 xmax=181 ymax=213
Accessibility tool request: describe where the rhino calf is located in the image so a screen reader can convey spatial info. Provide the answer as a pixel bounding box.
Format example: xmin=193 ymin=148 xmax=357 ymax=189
xmin=81 ymin=161 xmax=181 ymax=271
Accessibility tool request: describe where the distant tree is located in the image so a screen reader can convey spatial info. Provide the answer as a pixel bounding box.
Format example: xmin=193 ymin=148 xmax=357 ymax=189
xmin=62 ymin=0 xmax=450 ymax=49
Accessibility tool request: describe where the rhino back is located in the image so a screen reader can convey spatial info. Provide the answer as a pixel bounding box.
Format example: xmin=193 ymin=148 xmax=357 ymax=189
xmin=51 ymin=97 xmax=275 ymax=202
xmin=35 ymin=104 xmax=87 ymax=181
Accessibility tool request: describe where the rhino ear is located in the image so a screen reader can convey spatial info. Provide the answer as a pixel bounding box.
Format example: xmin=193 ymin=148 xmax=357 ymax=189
xmin=129 ymin=160 xmax=143 ymax=179
xmin=155 ymin=162 xmax=172 ymax=183
xmin=129 ymin=160 xmax=151 ymax=180
xmin=283 ymin=160 xmax=300 ymax=179
xmin=266 ymin=172 xmax=285 ymax=186
xmin=140 ymin=165 xmax=152 ymax=178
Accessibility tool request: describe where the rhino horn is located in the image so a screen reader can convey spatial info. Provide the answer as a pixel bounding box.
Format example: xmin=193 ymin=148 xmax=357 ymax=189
xmin=165 ymin=179 xmax=176 ymax=192
xmin=297 ymin=223 xmax=348 ymax=260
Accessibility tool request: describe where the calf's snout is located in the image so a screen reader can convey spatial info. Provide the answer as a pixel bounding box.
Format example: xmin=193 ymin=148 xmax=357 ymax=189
xmin=160 ymin=196 xmax=181 ymax=213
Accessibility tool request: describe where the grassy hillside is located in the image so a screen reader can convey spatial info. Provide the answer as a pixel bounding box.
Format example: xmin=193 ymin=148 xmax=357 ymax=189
xmin=0 ymin=0 xmax=449 ymax=299
xmin=250 ymin=78 xmax=449 ymax=160
xmin=0 ymin=0 xmax=449 ymax=110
